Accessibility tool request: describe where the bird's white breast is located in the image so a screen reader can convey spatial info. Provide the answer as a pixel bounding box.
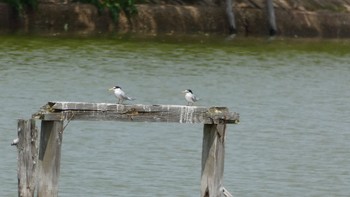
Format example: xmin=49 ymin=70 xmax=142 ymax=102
xmin=185 ymin=93 xmax=194 ymax=102
xmin=114 ymin=89 xmax=126 ymax=99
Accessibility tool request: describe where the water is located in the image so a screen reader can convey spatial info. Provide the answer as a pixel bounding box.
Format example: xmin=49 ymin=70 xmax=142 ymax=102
xmin=1 ymin=36 xmax=350 ymax=196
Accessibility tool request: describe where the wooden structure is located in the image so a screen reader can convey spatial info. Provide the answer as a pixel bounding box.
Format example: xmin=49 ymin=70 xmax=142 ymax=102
xmin=14 ymin=101 xmax=239 ymax=197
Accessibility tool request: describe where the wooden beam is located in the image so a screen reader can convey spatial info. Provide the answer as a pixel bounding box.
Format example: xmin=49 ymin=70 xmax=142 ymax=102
xmin=201 ymin=123 xmax=232 ymax=197
xmin=17 ymin=119 xmax=38 ymax=197
xmin=32 ymin=102 xmax=239 ymax=124
xmin=37 ymin=120 xmax=64 ymax=197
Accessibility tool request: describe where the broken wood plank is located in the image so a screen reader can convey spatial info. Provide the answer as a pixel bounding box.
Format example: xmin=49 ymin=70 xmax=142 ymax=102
xmin=17 ymin=119 xmax=38 ymax=197
xmin=32 ymin=102 xmax=239 ymax=124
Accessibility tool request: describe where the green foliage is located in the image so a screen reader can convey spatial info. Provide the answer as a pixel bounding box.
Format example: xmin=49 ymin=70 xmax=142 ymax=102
xmin=1 ymin=0 xmax=137 ymax=21
xmin=1 ymin=0 xmax=38 ymax=15
xmin=75 ymin=0 xmax=138 ymax=22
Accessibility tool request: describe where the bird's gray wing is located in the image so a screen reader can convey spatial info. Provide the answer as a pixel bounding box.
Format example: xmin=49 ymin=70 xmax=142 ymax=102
xmin=193 ymin=95 xmax=199 ymax=102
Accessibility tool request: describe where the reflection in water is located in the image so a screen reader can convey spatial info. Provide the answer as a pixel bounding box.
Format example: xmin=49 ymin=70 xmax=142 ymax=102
xmin=0 ymin=37 xmax=349 ymax=196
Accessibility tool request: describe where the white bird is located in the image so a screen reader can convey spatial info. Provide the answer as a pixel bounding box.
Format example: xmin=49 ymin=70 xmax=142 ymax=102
xmin=109 ymin=86 xmax=135 ymax=104
xmin=182 ymin=89 xmax=199 ymax=106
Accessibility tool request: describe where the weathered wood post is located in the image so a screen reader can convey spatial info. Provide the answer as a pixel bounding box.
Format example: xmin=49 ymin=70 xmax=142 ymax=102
xmin=201 ymin=123 xmax=232 ymax=197
xmin=37 ymin=120 xmax=64 ymax=197
xmin=16 ymin=119 xmax=38 ymax=197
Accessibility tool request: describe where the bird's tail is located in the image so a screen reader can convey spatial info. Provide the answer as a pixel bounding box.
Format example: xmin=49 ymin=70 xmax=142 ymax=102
xmin=127 ymin=96 xmax=135 ymax=101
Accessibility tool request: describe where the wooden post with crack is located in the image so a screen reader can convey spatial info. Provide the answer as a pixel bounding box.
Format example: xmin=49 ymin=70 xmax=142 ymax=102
xmin=14 ymin=101 xmax=239 ymax=197
xmin=37 ymin=120 xmax=64 ymax=197
xmin=15 ymin=119 xmax=38 ymax=197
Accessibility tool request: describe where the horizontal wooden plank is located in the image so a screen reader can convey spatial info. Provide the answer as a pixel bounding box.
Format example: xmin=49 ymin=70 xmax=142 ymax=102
xmin=49 ymin=101 xmax=212 ymax=113
xmin=33 ymin=102 xmax=239 ymax=124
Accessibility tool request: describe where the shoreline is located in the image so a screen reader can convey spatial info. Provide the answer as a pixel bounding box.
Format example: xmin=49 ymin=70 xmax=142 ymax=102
xmin=1 ymin=2 xmax=350 ymax=38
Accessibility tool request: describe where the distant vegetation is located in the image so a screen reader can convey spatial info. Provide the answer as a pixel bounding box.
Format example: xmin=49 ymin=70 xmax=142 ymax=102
xmin=73 ymin=0 xmax=138 ymax=22
xmin=0 ymin=0 xmax=138 ymax=21
xmin=1 ymin=0 xmax=37 ymax=15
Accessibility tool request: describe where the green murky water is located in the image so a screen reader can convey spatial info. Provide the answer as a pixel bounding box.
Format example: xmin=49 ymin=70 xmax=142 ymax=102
xmin=1 ymin=36 xmax=349 ymax=196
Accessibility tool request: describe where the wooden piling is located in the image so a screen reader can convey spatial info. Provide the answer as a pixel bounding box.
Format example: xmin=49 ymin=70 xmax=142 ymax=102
xmin=200 ymin=123 xmax=230 ymax=197
xmin=17 ymin=119 xmax=38 ymax=197
xmin=37 ymin=120 xmax=64 ymax=197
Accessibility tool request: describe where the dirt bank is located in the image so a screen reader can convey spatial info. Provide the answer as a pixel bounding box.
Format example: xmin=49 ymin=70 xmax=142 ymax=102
xmin=1 ymin=0 xmax=350 ymax=37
